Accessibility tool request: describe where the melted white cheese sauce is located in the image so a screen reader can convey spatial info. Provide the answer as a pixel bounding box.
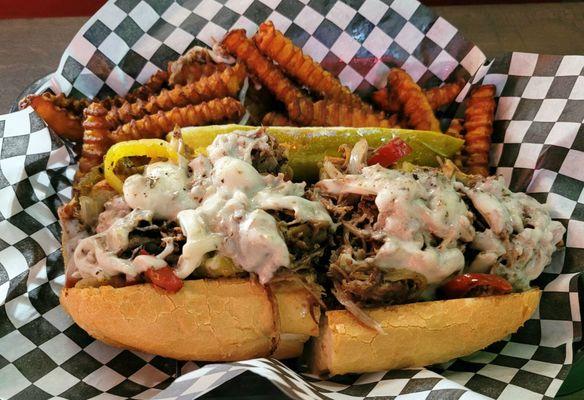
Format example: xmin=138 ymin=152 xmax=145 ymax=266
xmin=464 ymin=176 xmax=565 ymax=289
xmin=176 ymin=156 xmax=331 ymax=283
xmin=317 ymin=165 xmax=565 ymax=290
xmin=73 ymin=210 xmax=155 ymax=280
xmin=123 ymin=162 xmax=199 ymax=220
xmin=317 ymin=165 xmax=474 ymax=286
xmin=74 ymin=129 xmax=331 ymax=284
xmin=207 ymin=129 xmax=272 ymax=164
xmin=96 ymin=196 xmax=131 ymax=233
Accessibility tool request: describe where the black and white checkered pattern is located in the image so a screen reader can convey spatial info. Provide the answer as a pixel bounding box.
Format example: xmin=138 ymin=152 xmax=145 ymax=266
xmin=52 ymin=0 xmax=485 ymax=101
xmin=0 ymin=109 xmax=180 ymax=399
xmin=1 ymin=0 xmax=582 ymax=399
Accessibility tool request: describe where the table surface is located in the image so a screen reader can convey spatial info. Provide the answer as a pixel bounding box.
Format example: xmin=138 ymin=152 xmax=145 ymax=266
xmin=1 ymin=2 xmax=584 ymax=112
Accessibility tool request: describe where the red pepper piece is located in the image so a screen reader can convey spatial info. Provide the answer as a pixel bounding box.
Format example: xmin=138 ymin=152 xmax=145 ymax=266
xmin=440 ymin=273 xmax=513 ymax=299
xmin=145 ymin=267 xmax=183 ymax=293
xmin=367 ymin=137 xmax=413 ymax=167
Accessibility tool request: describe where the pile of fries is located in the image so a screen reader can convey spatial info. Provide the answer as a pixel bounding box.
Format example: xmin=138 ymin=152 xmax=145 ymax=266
xmin=20 ymin=20 xmax=496 ymax=178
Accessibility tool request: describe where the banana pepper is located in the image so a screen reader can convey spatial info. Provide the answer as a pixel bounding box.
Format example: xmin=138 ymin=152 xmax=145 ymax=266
xmin=104 ymin=139 xmax=178 ymax=193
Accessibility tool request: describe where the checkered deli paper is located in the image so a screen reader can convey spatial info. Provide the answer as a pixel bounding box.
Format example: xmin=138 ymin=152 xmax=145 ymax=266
xmin=0 ymin=0 xmax=582 ymax=398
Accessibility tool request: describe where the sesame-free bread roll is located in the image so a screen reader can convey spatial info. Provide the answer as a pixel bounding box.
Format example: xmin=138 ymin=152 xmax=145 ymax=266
xmin=60 ymin=278 xmax=320 ymax=361
xmin=310 ymin=289 xmax=540 ymax=376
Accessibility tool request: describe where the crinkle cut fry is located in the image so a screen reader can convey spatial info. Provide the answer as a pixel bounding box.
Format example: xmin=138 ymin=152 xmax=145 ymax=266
xmin=127 ymin=70 xmax=169 ymax=103
xmin=20 ymin=92 xmax=90 ymax=117
xmin=425 ymin=80 xmax=465 ymax=110
xmin=445 ymin=118 xmax=464 ymax=139
xmin=106 ymin=64 xmax=247 ymax=125
xmin=305 ymin=100 xmax=398 ymax=128
xmin=446 ymin=118 xmax=465 ymax=168
xmin=222 ymin=29 xmax=314 ymax=125
xmin=50 ymin=93 xmax=90 ymax=117
xmin=100 ymin=70 xmax=169 ymax=109
xmin=23 ymin=93 xmax=85 ymax=142
xmin=371 ymin=88 xmax=395 ymax=113
xmin=463 ymin=84 xmax=496 ymax=177
xmin=253 ymin=21 xmax=370 ymax=111
xmin=110 ymin=97 xmax=245 ymax=143
xmin=262 ymin=112 xmax=296 ymax=126
xmin=168 ymin=47 xmax=229 ymax=86
xmin=388 ymin=68 xmax=440 ymax=132
xmin=372 ymin=80 xmax=464 ymax=114
xmin=79 ymin=102 xmax=112 ymax=175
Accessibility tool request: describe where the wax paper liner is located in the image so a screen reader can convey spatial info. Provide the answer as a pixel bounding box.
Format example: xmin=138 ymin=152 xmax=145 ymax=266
xmin=0 ymin=0 xmax=582 ymax=399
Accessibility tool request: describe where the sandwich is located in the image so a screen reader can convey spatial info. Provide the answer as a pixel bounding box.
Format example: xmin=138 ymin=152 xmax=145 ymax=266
xmin=59 ymin=128 xmax=332 ymax=361
xmin=59 ymin=127 xmax=564 ymax=373
xmin=309 ymin=139 xmax=565 ymax=375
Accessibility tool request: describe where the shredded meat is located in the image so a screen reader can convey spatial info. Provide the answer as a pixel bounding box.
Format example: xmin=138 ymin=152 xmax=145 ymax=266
xmin=268 ymin=209 xmax=330 ymax=273
xmin=332 ymin=260 xmax=425 ymax=305
xmin=119 ymin=220 xmax=185 ymax=266
xmin=250 ymin=133 xmax=291 ymax=177
xmin=316 ymin=190 xmax=427 ymax=307
xmin=112 ymin=208 xmax=328 ymax=284
xmin=320 ymin=143 xmax=374 ymax=179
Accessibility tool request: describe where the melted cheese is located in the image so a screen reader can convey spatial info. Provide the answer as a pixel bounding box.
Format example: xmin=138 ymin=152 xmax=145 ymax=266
xmin=207 ymin=129 xmax=272 ymax=164
xmin=78 ymin=130 xmax=331 ymax=284
xmin=317 ymin=165 xmax=474 ymax=286
xmin=73 ymin=210 xmax=154 ymax=280
xmin=175 ymin=209 xmax=221 ymax=279
xmin=176 ymin=156 xmax=331 ymax=283
xmin=317 ymin=166 xmax=564 ymax=290
xmin=133 ymin=255 xmax=168 ymax=271
xmin=464 ymin=176 xmax=565 ymax=289
xmin=123 ymin=162 xmax=199 ymax=220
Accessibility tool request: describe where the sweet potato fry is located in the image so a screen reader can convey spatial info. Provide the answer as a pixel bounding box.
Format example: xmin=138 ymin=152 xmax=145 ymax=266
xmin=79 ymin=102 xmax=112 ymax=174
xmin=372 ymin=80 xmax=464 ymax=114
xmin=425 ymin=80 xmax=465 ymax=110
xmin=445 ymin=118 xmax=464 ymax=139
xmin=446 ymin=118 xmax=465 ymax=168
xmin=100 ymin=70 xmax=169 ymax=110
xmin=168 ymin=47 xmax=229 ymax=86
xmin=388 ymin=68 xmax=440 ymax=132
xmin=127 ymin=70 xmax=169 ymax=103
xmin=303 ymin=100 xmax=398 ymax=128
xmin=222 ymin=29 xmax=313 ymax=125
xmin=463 ymin=85 xmax=496 ymax=177
xmin=24 ymin=93 xmax=84 ymax=141
xmin=106 ymin=64 xmax=247 ymax=125
xmin=253 ymin=21 xmax=369 ymax=110
xmin=111 ymin=98 xmax=245 ymax=143
xmin=49 ymin=93 xmax=90 ymax=117
xmin=371 ymin=88 xmax=395 ymax=113
xmin=262 ymin=112 xmax=296 ymax=126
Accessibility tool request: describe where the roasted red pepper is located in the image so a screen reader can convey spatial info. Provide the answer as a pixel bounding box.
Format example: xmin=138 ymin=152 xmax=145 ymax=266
xmin=367 ymin=137 xmax=413 ymax=167
xmin=440 ymin=273 xmax=513 ymax=299
xmin=145 ymin=267 xmax=183 ymax=293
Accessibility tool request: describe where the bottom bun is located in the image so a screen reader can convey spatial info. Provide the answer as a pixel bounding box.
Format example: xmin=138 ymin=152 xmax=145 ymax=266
xmin=60 ymin=278 xmax=320 ymax=361
xmin=310 ymin=289 xmax=540 ymax=376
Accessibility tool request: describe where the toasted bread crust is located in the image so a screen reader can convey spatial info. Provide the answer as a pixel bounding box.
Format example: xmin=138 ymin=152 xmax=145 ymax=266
xmin=310 ymin=289 xmax=541 ymax=375
xmin=60 ymin=278 xmax=320 ymax=361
